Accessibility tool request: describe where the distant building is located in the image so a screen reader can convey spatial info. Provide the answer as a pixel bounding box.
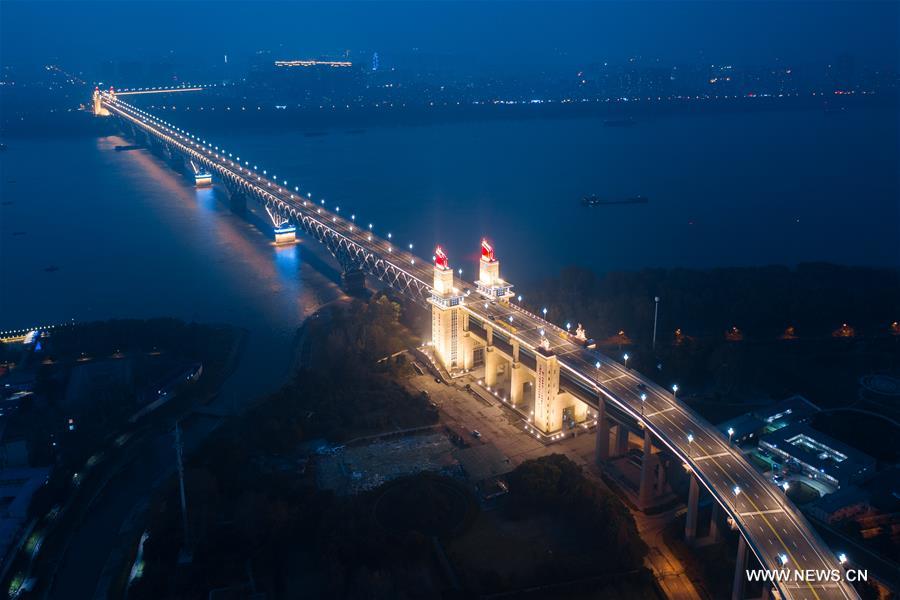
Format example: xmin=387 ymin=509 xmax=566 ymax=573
xmin=752 ymin=395 xmax=821 ymax=431
xmin=718 ymin=413 xmax=765 ymax=445
xmin=807 ymin=467 xmax=900 ymax=527
xmin=759 ymin=423 xmax=876 ymax=488
xmin=718 ymin=395 xmax=821 ymax=444
xmin=807 ymin=485 xmax=871 ymax=523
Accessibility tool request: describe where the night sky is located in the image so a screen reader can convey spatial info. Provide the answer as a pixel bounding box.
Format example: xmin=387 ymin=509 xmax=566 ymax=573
xmin=2 ymin=1 xmax=898 ymax=73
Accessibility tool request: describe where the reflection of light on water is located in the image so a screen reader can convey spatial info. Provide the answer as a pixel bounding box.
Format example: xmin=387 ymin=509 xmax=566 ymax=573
xmin=194 ymin=187 xmax=216 ymax=211
xmin=274 ymin=242 xmax=299 ymax=280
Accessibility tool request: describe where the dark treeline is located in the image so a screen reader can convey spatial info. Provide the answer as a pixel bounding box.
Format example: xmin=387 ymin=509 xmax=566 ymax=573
xmin=527 ymin=263 xmax=900 ymax=343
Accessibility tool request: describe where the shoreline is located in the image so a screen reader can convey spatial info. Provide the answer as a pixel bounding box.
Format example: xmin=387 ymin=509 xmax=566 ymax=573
xmin=2 ymin=92 xmax=896 ymax=139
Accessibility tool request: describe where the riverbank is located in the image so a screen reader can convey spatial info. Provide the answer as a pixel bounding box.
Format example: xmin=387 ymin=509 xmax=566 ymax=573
xmin=3 ymin=90 xmax=896 ymax=139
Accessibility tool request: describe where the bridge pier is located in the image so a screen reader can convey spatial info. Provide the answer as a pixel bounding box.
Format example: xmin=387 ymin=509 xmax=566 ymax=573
xmin=638 ymin=427 xmax=654 ymax=510
xmin=594 ymin=399 xmax=610 ymax=463
xmin=656 ymin=454 xmax=667 ymax=495
xmin=732 ymin=535 xmax=749 ymax=600
xmin=341 ymin=268 xmax=367 ymax=295
xmin=510 ymin=362 xmax=524 ymax=407
xmin=484 ymin=347 xmax=499 ymax=387
xmin=461 ymin=331 xmax=476 ymax=370
xmin=685 ymin=474 xmax=700 ymax=542
xmin=614 ymin=424 xmax=629 ymax=456
xmin=709 ymin=502 xmax=723 ymax=543
xmin=275 ymin=226 xmax=297 ymax=245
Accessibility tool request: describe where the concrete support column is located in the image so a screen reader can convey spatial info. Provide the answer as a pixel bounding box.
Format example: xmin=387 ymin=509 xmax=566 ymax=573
xmin=685 ymin=474 xmax=699 ymax=543
xmin=732 ymin=536 xmax=749 ymax=600
xmin=595 ymin=399 xmax=610 ymax=464
xmin=341 ymin=269 xmax=366 ymax=295
xmin=461 ymin=334 xmax=474 ymax=370
xmin=709 ymin=502 xmax=722 ymax=542
xmin=614 ymin=424 xmax=629 ymax=456
xmin=484 ymin=348 xmax=498 ymax=387
xmin=656 ymin=455 xmax=666 ymax=495
xmin=510 ymin=363 xmax=523 ymax=407
xmin=639 ymin=428 xmax=654 ymax=510
xmin=573 ymin=399 xmax=589 ymax=422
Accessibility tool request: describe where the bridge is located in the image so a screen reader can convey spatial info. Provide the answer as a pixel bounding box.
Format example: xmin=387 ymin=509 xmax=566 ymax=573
xmin=95 ymin=90 xmax=858 ymax=600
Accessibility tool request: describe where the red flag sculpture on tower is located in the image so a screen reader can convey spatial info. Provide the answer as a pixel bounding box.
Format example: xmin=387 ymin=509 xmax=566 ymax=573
xmin=434 ymin=246 xmax=449 ymax=269
xmin=481 ymin=238 xmax=495 ymax=262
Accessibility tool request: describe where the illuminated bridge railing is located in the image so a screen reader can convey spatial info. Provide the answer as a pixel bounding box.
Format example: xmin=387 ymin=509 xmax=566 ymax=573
xmin=102 ymin=94 xmax=434 ymax=306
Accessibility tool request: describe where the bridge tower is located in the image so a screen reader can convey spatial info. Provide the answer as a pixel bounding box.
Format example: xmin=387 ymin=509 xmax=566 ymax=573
xmin=91 ymin=87 xmax=109 ymax=116
xmin=534 ymin=342 xmax=563 ymax=432
xmin=430 ymin=246 xmax=465 ymax=373
xmin=475 ymin=239 xmax=513 ymax=302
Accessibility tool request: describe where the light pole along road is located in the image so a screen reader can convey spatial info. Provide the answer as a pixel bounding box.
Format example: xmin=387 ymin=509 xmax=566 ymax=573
xmin=100 ymin=92 xmax=858 ymax=600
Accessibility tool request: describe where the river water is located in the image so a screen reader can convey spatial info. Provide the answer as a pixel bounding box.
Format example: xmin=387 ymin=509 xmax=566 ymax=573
xmin=0 ymin=134 xmax=346 ymax=403
xmin=2 ymin=106 xmax=898 ymax=397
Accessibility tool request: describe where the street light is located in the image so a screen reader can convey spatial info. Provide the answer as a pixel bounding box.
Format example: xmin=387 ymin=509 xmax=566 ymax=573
xmin=652 ymin=296 xmax=660 ymax=350
xmin=671 ymin=383 xmax=678 ymax=399
xmin=733 ymin=485 xmax=741 ymax=496
xmin=640 ymin=392 xmax=647 ymax=415
xmin=727 ymin=427 xmax=735 ymax=445
xmin=687 ymin=433 xmax=694 ymax=456
xmin=838 ymin=553 xmax=848 ymax=566
xmin=542 ymin=307 xmax=548 ymax=318
xmin=623 ymin=353 xmax=630 ymax=369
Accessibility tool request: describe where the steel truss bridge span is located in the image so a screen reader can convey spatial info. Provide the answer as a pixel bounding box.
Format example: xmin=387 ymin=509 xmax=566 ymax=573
xmin=100 ymin=92 xmax=858 ymax=600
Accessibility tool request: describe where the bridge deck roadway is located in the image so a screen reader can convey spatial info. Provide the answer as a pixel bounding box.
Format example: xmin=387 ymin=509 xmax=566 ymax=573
xmin=101 ymin=94 xmax=858 ymax=600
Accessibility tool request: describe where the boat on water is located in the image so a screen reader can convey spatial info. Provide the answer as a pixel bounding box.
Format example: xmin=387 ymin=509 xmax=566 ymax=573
xmin=582 ymin=194 xmax=648 ymax=206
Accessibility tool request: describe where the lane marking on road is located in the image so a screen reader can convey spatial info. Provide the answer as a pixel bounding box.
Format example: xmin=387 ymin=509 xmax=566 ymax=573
xmin=692 ymin=451 xmax=731 ymax=461
xmin=600 ymin=374 xmax=629 ymax=384
xmin=739 ymin=509 xmax=785 ymax=517
xmin=644 ymin=407 xmax=676 ymax=417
